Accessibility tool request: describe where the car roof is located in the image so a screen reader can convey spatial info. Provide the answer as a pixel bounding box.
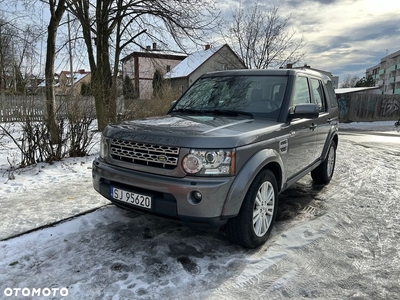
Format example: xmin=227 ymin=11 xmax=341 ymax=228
xmin=201 ymin=68 xmax=330 ymax=81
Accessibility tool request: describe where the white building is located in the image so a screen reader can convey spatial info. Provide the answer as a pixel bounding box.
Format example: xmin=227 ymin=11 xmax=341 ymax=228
xmin=366 ymin=49 xmax=400 ymax=95
xmin=164 ymin=44 xmax=247 ymax=94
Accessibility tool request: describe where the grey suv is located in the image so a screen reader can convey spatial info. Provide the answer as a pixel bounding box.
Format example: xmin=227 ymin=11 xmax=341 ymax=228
xmin=92 ymin=69 xmax=339 ymax=248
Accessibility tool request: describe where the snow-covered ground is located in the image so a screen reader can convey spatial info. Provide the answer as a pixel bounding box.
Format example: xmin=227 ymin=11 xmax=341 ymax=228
xmin=339 ymin=119 xmax=400 ymax=132
xmin=0 ymin=126 xmax=108 ymax=240
xmin=0 ymin=120 xmax=399 ymax=299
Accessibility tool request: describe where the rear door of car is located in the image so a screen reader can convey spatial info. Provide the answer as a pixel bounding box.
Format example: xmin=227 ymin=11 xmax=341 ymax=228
xmin=309 ymin=77 xmax=331 ymax=157
xmin=309 ymin=78 xmax=339 ymax=159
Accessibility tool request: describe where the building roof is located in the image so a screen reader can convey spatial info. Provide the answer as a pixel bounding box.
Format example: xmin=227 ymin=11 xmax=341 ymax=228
xmin=38 ymin=70 xmax=90 ymax=87
xmin=164 ymin=44 xmax=226 ymax=79
xmin=334 ymin=86 xmax=380 ymax=94
xmin=121 ymin=49 xmax=187 ymax=62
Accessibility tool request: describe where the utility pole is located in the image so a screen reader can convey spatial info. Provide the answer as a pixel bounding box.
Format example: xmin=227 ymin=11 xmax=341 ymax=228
xmin=68 ymin=13 xmax=74 ymax=96
xmin=12 ymin=38 xmax=16 ymax=93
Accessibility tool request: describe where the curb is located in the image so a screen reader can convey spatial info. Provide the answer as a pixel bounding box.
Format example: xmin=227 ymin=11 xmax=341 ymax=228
xmin=0 ymin=204 xmax=111 ymax=242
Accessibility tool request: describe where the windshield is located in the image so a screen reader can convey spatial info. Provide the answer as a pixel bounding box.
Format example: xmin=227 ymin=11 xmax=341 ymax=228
xmin=173 ymin=75 xmax=287 ymax=120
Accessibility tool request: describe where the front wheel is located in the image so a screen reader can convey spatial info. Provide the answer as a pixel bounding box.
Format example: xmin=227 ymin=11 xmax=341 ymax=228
xmin=311 ymin=140 xmax=337 ymax=184
xmin=225 ymin=169 xmax=278 ymax=248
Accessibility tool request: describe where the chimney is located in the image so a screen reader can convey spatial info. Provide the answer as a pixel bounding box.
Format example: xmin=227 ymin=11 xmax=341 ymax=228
xmin=146 ymin=45 xmax=151 ymax=51
xmin=78 ymin=69 xmax=85 ymax=73
xmin=152 ymin=43 xmax=157 ymax=50
xmin=205 ymin=44 xmax=211 ymax=50
xmin=286 ymin=63 xmax=293 ymax=69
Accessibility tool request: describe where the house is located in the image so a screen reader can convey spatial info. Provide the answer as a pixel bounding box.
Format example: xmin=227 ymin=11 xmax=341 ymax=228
xmin=54 ymin=69 xmax=91 ymax=96
xmin=164 ymin=44 xmax=247 ymax=94
xmin=121 ymin=43 xmax=187 ymax=99
xmin=37 ymin=73 xmax=60 ymax=95
xmin=366 ymin=49 xmax=400 ymax=95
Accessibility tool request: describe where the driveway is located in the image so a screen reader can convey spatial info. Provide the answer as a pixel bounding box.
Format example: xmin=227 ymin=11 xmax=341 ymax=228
xmin=1 ymin=131 xmax=399 ymax=299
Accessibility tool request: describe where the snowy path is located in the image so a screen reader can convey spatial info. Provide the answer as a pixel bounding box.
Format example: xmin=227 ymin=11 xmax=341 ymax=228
xmin=1 ymin=132 xmax=400 ymax=299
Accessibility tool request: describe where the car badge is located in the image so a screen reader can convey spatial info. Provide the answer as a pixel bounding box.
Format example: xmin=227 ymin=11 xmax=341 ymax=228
xmin=157 ymin=155 xmax=168 ymax=162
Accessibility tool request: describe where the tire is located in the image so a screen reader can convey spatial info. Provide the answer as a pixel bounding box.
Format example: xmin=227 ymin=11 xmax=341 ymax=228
xmin=311 ymin=140 xmax=336 ymax=184
xmin=225 ymin=169 xmax=278 ymax=249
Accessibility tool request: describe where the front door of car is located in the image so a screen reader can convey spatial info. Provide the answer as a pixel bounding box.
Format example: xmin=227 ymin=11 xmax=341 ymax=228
xmin=285 ymin=76 xmax=318 ymax=180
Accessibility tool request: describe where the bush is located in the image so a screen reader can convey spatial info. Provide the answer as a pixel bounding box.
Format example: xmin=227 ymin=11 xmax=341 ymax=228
xmin=0 ymin=95 xmax=96 ymax=169
xmin=123 ymin=75 xmax=135 ymax=100
xmin=120 ymin=85 xmax=180 ymax=120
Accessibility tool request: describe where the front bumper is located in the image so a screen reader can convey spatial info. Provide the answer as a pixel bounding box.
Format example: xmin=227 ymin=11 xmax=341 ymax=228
xmin=92 ymin=158 xmax=236 ymax=228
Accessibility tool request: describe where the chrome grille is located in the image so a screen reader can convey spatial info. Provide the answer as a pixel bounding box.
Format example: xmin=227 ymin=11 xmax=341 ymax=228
xmin=110 ymin=139 xmax=180 ymax=169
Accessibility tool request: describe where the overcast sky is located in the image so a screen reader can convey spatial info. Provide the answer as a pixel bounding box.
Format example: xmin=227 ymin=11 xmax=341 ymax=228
xmin=4 ymin=0 xmax=398 ymax=84
xmin=218 ymin=0 xmax=400 ymax=82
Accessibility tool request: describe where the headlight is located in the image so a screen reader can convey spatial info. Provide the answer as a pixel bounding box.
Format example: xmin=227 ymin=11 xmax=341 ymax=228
xmin=99 ymin=135 xmax=108 ymax=159
xmin=182 ymin=149 xmax=235 ymax=176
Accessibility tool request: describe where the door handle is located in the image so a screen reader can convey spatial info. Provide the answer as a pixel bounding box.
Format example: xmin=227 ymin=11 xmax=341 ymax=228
xmin=309 ymin=123 xmax=317 ymax=130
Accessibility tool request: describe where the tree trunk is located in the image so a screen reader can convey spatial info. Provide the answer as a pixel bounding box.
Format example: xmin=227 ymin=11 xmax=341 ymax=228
xmin=45 ymin=0 xmax=67 ymax=145
xmin=93 ymin=0 xmax=116 ymax=131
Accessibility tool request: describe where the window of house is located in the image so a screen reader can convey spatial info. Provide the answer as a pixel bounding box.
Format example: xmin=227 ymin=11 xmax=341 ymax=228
xmin=221 ymin=64 xmax=228 ymax=71
xmin=166 ymin=65 xmax=171 ymax=72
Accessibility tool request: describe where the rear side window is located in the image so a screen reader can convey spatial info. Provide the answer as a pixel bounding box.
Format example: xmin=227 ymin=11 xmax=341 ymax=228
xmin=326 ymin=81 xmax=338 ymax=108
xmin=310 ymin=78 xmax=326 ymax=112
xmin=292 ymin=76 xmax=311 ymax=106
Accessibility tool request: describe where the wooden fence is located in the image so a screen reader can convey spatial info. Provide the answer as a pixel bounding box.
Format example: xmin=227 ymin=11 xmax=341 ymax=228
xmin=0 ymin=95 xmax=98 ymax=122
xmin=338 ymin=94 xmax=400 ymax=123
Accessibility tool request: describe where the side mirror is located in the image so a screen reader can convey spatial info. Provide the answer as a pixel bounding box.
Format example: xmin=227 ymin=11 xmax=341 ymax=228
xmin=289 ymin=103 xmax=319 ymax=119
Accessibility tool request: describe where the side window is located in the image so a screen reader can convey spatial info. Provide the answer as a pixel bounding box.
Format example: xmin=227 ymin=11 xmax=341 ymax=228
xmin=292 ymin=76 xmax=311 ymax=106
xmin=310 ymin=78 xmax=326 ymax=112
xmin=326 ymin=81 xmax=338 ymax=108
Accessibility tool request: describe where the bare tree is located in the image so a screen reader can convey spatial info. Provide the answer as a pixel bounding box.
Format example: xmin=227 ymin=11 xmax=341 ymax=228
xmin=340 ymin=75 xmax=360 ymax=88
xmin=68 ymin=0 xmax=220 ymax=131
xmin=0 ymin=18 xmax=15 ymax=91
xmin=225 ymin=1 xmax=306 ymax=69
xmin=0 ymin=17 xmax=41 ymax=93
xmin=41 ymin=0 xmax=68 ymax=145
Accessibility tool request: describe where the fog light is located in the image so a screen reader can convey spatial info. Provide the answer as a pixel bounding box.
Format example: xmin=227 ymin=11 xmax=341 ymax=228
xmin=189 ymin=191 xmax=203 ymax=205
xmin=193 ymin=191 xmax=202 ymax=201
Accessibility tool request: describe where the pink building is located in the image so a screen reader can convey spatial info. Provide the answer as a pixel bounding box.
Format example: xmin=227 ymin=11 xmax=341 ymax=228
xmin=121 ymin=43 xmax=187 ymax=99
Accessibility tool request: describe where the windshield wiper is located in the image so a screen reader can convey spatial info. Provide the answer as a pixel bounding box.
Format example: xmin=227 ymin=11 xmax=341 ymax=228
xmin=210 ymin=109 xmax=254 ymax=118
xmin=170 ymin=108 xmax=205 ymax=114
xmin=171 ymin=108 xmax=254 ymax=118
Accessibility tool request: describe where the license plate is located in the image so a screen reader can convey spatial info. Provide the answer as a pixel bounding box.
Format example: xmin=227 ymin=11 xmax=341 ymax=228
xmin=110 ymin=187 xmax=152 ymax=209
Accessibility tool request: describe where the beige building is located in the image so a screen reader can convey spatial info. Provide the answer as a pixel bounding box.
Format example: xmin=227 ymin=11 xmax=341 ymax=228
xmin=55 ymin=69 xmax=91 ymax=96
xmin=121 ymin=43 xmax=187 ymax=99
xmin=164 ymin=44 xmax=247 ymax=94
xmin=366 ymin=49 xmax=400 ymax=95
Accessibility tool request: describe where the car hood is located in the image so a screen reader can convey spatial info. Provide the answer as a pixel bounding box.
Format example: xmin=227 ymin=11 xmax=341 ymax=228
xmin=103 ymin=114 xmax=284 ymax=148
